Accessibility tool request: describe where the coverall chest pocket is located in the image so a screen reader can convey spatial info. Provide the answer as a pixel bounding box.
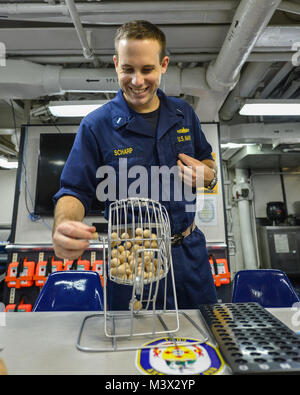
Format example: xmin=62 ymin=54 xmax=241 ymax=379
xmin=114 ymin=155 xmax=145 ymax=172
xmin=106 ymin=146 xmax=144 ymax=168
xmin=99 ymin=154 xmax=146 ymax=202
xmin=107 ymin=153 xmax=146 ymax=195
xmin=173 ymin=137 xmax=195 ymax=157
xmin=171 ymin=124 xmax=195 ymax=158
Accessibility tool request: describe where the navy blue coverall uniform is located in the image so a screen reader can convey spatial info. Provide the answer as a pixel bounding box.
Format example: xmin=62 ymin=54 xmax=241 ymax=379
xmin=54 ymin=88 xmax=218 ymax=309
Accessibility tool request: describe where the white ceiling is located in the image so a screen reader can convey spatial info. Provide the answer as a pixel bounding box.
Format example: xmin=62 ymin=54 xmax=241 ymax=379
xmin=1 ymin=1 xmax=299 ymax=60
xmin=0 ymin=0 xmax=299 ymax=158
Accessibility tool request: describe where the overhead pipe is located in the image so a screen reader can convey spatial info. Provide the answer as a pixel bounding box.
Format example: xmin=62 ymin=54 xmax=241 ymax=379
xmin=281 ymin=79 xmax=300 ymax=98
xmin=206 ymin=0 xmax=282 ymax=93
xmin=278 ymin=0 xmax=300 ymax=15
xmin=0 ymin=1 xmax=239 ymax=15
xmin=15 ymin=52 xmax=297 ymax=66
xmin=65 ymin=0 xmax=100 ymax=68
xmin=259 ymin=62 xmax=295 ymax=98
xmin=219 ymin=62 xmax=272 ymax=121
xmin=234 ymin=168 xmax=257 ymax=270
xmin=247 ymin=52 xmax=298 ymax=62
xmin=16 ymin=55 xmax=216 ymax=65
xmin=0 ymin=1 xmax=240 ymax=26
xmin=0 ymin=142 xmax=17 ymax=156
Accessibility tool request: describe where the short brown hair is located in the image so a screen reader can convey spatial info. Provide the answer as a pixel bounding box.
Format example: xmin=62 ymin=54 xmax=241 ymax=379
xmin=114 ymin=20 xmax=167 ymax=62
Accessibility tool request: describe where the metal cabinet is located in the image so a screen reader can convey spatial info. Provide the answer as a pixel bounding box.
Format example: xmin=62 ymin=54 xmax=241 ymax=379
xmin=257 ymin=226 xmax=300 ymax=274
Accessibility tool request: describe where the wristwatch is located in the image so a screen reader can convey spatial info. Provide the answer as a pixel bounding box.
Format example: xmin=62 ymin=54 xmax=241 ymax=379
xmin=206 ymin=168 xmax=218 ymax=190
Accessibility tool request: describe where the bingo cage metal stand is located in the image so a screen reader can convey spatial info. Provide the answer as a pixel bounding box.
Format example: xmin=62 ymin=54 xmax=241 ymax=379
xmin=76 ymin=198 xmax=208 ymax=352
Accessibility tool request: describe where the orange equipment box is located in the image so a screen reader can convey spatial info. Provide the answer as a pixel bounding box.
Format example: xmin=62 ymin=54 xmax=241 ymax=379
xmin=64 ymin=258 xmax=90 ymax=271
xmin=5 ymin=258 xmax=35 ymax=288
xmin=209 ymin=255 xmax=231 ymax=287
xmin=34 ymin=257 xmax=63 ymax=287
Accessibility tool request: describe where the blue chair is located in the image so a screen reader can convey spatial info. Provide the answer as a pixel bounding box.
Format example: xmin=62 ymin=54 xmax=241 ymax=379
xmin=33 ymin=271 xmax=104 ymax=311
xmin=232 ymin=269 xmax=300 ymax=308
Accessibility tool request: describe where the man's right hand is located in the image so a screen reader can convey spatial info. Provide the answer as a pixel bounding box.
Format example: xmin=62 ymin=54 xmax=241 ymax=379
xmin=53 ymin=220 xmax=97 ymax=260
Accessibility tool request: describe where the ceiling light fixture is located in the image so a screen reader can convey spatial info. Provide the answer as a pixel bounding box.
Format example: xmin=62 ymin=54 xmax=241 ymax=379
xmin=0 ymin=157 xmax=18 ymax=169
xmin=239 ymin=99 xmax=300 ymax=116
xmin=221 ymin=143 xmax=256 ymax=149
xmin=48 ymin=100 xmax=108 ymax=117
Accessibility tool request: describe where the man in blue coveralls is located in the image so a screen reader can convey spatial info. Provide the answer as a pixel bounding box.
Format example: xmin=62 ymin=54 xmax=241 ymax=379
xmin=53 ymin=20 xmax=218 ymax=309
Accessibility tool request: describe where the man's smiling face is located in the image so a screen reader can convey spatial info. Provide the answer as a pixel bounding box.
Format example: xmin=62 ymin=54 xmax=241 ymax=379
xmin=113 ymin=38 xmax=169 ymax=113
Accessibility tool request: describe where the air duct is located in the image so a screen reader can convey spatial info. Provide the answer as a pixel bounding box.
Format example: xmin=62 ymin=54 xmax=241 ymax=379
xmin=0 ymin=59 xmax=186 ymax=99
xmin=206 ymin=0 xmax=281 ymax=93
xmin=0 ymin=59 xmax=119 ymax=98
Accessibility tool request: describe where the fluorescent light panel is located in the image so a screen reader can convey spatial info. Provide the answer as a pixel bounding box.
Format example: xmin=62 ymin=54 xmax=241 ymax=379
xmin=48 ymin=100 xmax=108 ymax=117
xmin=221 ymin=143 xmax=256 ymax=149
xmin=239 ymin=100 xmax=300 ymax=116
xmin=0 ymin=157 xmax=18 ymax=169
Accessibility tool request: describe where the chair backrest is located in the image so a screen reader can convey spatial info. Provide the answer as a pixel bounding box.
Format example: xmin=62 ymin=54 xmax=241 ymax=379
xmin=232 ymin=269 xmax=300 ymax=308
xmin=33 ymin=271 xmax=104 ymax=311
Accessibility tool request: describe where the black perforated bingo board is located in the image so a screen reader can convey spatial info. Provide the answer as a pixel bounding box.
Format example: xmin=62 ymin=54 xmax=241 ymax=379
xmin=199 ymin=303 xmax=300 ymax=375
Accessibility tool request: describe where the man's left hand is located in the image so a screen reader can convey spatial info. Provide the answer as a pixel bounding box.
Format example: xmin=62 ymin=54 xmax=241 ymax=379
xmin=177 ymin=153 xmax=216 ymax=188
